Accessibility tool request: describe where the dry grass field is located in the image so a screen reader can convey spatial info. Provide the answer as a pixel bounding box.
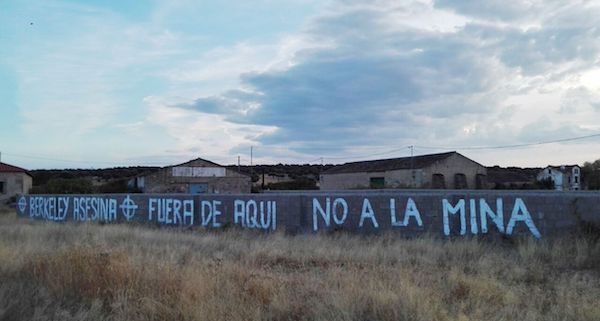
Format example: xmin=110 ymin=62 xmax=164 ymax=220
xmin=1 ymin=206 xmax=599 ymax=321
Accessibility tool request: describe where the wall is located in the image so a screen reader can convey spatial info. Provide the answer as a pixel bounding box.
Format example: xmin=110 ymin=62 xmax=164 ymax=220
xmin=15 ymin=190 xmax=600 ymax=239
xmin=381 ymin=169 xmax=424 ymax=188
xmin=0 ymin=173 xmax=32 ymax=202
xmin=321 ymin=172 xmax=385 ymax=190
xmin=421 ymin=153 xmax=487 ymax=189
xmin=320 ymin=170 xmax=429 ymax=190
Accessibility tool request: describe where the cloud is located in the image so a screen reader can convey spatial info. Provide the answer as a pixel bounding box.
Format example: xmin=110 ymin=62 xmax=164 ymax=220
xmin=145 ymin=96 xmax=277 ymax=163
xmin=442 ymin=1 xmax=600 ymax=77
xmin=5 ymin=0 xmax=600 ymax=168
xmin=178 ymin=1 xmax=511 ymax=149
xmin=433 ymin=0 xmax=550 ymax=21
xmin=560 ymin=86 xmax=600 ymax=113
xmin=166 ymin=0 xmax=600 ymax=166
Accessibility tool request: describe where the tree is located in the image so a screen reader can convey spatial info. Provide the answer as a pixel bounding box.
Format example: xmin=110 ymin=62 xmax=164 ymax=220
xmin=582 ymin=160 xmax=600 ymax=190
xmin=30 ymin=178 xmax=94 ymax=194
xmin=534 ymin=177 xmax=554 ymax=190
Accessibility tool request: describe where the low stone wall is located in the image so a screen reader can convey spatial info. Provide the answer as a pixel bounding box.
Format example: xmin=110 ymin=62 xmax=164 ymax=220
xmin=15 ymin=190 xmax=600 ymax=239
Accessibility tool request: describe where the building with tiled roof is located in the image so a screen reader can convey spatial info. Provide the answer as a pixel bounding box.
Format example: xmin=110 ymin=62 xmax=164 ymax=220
xmin=0 ymin=162 xmax=33 ymax=203
xmin=320 ymin=151 xmax=487 ymax=190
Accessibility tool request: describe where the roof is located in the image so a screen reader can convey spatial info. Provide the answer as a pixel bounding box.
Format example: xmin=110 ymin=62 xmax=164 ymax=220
xmin=322 ymin=151 xmax=466 ymax=175
xmin=171 ymin=157 xmax=225 ymax=168
xmin=544 ymin=165 xmax=580 ymax=173
xmin=0 ymin=162 xmax=32 ymax=176
xmin=139 ymin=157 xmax=249 ymax=177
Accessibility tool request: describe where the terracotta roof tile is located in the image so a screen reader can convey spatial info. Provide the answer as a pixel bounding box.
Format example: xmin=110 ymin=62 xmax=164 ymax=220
xmin=0 ymin=162 xmax=29 ymax=173
xmin=322 ymin=151 xmax=459 ymax=174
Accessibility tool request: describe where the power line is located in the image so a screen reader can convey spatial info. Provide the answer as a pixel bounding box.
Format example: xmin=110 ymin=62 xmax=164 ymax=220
xmin=251 ymin=144 xmax=399 ymax=152
xmin=253 ymin=133 xmax=600 ymax=164
xmin=323 ymin=147 xmax=411 ymax=161
xmin=4 ymin=133 xmax=599 ymax=167
xmin=415 ymin=133 xmax=600 ymax=151
xmin=247 ymin=133 xmax=600 ymax=162
xmin=287 ymin=147 xmax=411 ymax=164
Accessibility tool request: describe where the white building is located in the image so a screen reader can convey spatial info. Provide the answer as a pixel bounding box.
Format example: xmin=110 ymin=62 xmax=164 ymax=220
xmin=536 ymin=165 xmax=581 ymax=191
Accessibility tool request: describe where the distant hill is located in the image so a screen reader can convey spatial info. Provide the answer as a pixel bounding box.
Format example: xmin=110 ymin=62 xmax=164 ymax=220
xmin=29 ymin=164 xmax=334 ymax=193
xmin=29 ymin=167 xmax=159 ymax=194
xmin=30 ymin=167 xmax=160 ymax=186
xmin=28 ymin=164 xmax=547 ymax=192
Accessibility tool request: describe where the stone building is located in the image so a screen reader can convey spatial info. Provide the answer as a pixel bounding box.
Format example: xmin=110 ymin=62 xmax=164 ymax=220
xmin=320 ymin=151 xmax=487 ymax=190
xmin=536 ymin=165 xmax=581 ymax=191
xmin=0 ymin=162 xmax=33 ymax=203
xmin=129 ymin=158 xmax=251 ymax=194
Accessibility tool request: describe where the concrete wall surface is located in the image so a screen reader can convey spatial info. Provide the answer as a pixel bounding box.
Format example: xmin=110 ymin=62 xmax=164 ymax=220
xmin=15 ymin=190 xmax=600 ymax=239
xmin=1 ymin=173 xmax=32 ymax=202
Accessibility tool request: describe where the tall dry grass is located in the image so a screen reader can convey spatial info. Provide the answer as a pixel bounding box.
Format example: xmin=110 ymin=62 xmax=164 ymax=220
xmin=0 ymin=212 xmax=599 ymax=321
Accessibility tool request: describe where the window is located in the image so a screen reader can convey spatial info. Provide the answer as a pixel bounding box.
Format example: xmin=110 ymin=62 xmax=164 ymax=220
xmin=574 ymin=167 xmax=580 ymax=175
xmin=575 ymin=176 xmax=579 ymax=183
xmin=369 ymin=177 xmax=385 ymax=189
xmin=0 ymin=181 xmax=4 ymax=194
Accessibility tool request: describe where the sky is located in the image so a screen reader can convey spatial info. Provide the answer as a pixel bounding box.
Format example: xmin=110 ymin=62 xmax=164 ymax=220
xmin=1 ymin=0 xmax=600 ymax=169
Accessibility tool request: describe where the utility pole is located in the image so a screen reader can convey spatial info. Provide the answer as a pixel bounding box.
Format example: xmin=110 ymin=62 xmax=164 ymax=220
xmin=250 ymin=146 xmax=254 ymax=191
xmin=409 ymin=145 xmax=415 ymax=187
xmin=319 ymin=157 xmax=324 ymax=188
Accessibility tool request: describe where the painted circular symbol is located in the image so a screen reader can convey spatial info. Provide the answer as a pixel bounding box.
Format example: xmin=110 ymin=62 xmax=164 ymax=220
xmin=119 ymin=195 xmax=138 ymax=221
xmin=18 ymin=196 xmax=27 ymax=213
